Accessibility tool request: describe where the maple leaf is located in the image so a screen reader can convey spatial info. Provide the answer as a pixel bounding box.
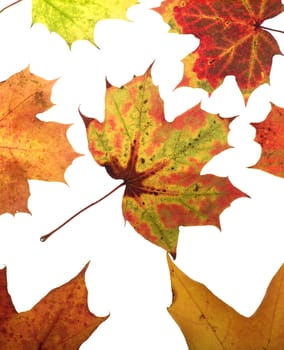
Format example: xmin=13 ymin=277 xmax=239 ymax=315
xmin=0 ymin=263 xmax=108 ymax=349
xmin=32 ymin=0 xmax=137 ymax=46
xmin=167 ymin=254 xmax=284 ymax=350
xmin=253 ymin=104 xmax=284 ymax=178
xmin=155 ymin=0 xmax=284 ymax=99
xmin=0 ymin=67 xmax=79 ymax=215
xmin=83 ymin=68 xmax=244 ymax=256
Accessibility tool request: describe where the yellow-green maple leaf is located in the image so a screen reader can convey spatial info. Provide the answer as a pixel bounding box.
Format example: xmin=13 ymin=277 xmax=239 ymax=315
xmin=32 ymin=0 xmax=137 ymax=46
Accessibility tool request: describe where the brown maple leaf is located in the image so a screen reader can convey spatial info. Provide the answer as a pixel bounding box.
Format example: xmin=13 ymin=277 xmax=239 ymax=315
xmin=0 ymin=263 xmax=108 ymax=349
xmin=83 ymin=67 xmax=244 ymax=256
xmin=253 ymin=104 xmax=284 ymax=178
xmin=0 ymin=67 xmax=79 ymax=215
xmin=167 ymin=254 xmax=284 ymax=350
xmin=155 ymin=0 xmax=284 ymax=99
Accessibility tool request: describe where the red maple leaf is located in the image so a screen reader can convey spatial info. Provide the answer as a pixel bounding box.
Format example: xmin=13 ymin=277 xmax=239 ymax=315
xmin=253 ymin=104 xmax=284 ymax=178
xmin=155 ymin=0 xmax=284 ymax=98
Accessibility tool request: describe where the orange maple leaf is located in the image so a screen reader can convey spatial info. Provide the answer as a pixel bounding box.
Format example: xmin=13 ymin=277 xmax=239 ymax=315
xmin=83 ymin=68 xmax=244 ymax=256
xmin=155 ymin=0 xmax=284 ymax=99
xmin=167 ymin=254 xmax=284 ymax=349
xmin=253 ymin=104 xmax=284 ymax=178
xmin=0 ymin=67 xmax=79 ymax=215
xmin=0 ymin=263 xmax=108 ymax=349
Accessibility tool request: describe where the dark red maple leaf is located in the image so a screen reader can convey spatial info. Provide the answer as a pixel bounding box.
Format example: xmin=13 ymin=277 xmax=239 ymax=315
xmin=155 ymin=0 xmax=284 ymax=98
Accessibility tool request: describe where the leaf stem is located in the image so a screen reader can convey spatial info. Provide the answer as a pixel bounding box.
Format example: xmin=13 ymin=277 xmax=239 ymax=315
xmin=0 ymin=0 xmax=23 ymax=14
xmin=259 ymin=25 xmax=284 ymax=35
xmin=40 ymin=181 xmax=125 ymax=242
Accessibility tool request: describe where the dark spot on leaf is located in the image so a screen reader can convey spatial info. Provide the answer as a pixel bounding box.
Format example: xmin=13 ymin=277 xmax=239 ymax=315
xmin=193 ymin=184 xmax=200 ymax=192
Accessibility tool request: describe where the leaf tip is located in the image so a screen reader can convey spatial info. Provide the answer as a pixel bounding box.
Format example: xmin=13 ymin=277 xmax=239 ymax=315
xmin=82 ymin=261 xmax=91 ymax=274
xmin=78 ymin=106 xmax=94 ymax=129
xmin=106 ymin=79 xmax=112 ymax=89
xmin=166 ymin=253 xmax=174 ymax=269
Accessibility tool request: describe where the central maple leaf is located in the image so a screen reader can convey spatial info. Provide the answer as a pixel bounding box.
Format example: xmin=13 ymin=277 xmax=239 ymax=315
xmin=83 ymin=67 xmax=244 ymax=256
xmin=155 ymin=0 xmax=284 ymax=98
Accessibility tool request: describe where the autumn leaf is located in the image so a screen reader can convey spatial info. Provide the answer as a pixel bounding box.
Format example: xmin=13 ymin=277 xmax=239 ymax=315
xmin=0 ymin=263 xmax=108 ymax=349
xmin=32 ymin=0 xmax=137 ymax=46
xmin=155 ymin=0 xmax=284 ymax=98
xmin=167 ymin=254 xmax=284 ymax=350
xmin=0 ymin=67 xmax=79 ymax=215
xmin=253 ymin=104 xmax=284 ymax=178
xmin=83 ymin=68 xmax=244 ymax=256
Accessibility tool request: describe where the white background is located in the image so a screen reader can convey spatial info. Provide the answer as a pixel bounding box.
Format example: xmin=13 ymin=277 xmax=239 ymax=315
xmin=0 ymin=0 xmax=284 ymax=349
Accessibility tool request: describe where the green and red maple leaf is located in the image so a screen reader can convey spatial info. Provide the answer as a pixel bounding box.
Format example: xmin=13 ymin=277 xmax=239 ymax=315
xmin=83 ymin=68 xmax=244 ymax=256
xmin=155 ymin=0 xmax=284 ymax=99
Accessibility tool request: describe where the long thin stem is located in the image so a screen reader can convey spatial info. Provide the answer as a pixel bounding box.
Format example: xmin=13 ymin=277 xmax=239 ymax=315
xmin=259 ymin=25 xmax=284 ymax=34
xmin=0 ymin=0 xmax=23 ymax=14
xmin=40 ymin=182 xmax=125 ymax=242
